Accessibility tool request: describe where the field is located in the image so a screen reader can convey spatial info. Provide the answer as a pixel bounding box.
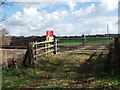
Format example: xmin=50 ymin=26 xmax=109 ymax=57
xmin=58 ymin=38 xmax=112 ymax=45
xmin=2 ymin=53 xmax=120 ymax=89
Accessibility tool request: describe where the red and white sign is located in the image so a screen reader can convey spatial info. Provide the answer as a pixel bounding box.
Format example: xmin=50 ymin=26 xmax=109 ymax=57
xmin=46 ymin=30 xmax=54 ymax=41
xmin=46 ymin=31 xmax=54 ymax=37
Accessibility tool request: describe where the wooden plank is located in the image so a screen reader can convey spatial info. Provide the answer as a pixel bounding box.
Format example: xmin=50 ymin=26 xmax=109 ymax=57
xmin=35 ymin=44 xmax=37 ymax=60
xmin=0 ymin=46 xmax=27 ymax=49
xmin=33 ymin=40 xmax=54 ymax=45
xmin=34 ymin=45 xmax=54 ymax=52
xmin=34 ymin=49 xmax=54 ymax=58
xmin=44 ymin=43 xmax=47 ymax=55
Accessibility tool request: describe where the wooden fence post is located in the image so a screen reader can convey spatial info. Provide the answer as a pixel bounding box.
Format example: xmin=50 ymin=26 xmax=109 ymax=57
xmin=35 ymin=42 xmax=37 ymax=61
xmin=44 ymin=43 xmax=47 ymax=55
xmin=28 ymin=43 xmax=35 ymax=67
xmin=113 ymin=37 xmax=120 ymax=74
xmin=23 ymin=47 xmax=29 ymax=67
xmin=118 ymin=38 xmax=120 ymax=72
xmin=54 ymin=38 xmax=58 ymax=54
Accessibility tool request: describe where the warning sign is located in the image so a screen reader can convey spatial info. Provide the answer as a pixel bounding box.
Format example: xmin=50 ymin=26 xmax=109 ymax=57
xmin=46 ymin=30 xmax=54 ymax=41
xmin=46 ymin=31 xmax=54 ymax=37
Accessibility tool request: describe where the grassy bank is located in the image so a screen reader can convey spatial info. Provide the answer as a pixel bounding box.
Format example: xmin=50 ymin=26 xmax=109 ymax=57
xmin=2 ymin=53 xmax=120 ymax=89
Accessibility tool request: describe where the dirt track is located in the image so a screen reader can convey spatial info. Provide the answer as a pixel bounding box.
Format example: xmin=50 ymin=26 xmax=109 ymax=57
xmin=59 ymin=45 xmax=108 ymax=53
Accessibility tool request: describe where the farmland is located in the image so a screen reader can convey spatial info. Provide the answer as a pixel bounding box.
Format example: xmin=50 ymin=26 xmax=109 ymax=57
xmin=2 ymin=53 xmax=120 ymax=89
xmin=58 ymin=38 xmax=112 ymax=45
xmin=8 ymin=36 xmax=112 ymax=46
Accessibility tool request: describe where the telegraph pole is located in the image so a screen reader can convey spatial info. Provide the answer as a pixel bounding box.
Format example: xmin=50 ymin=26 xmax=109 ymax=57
xmin=107 ymin=25 xmax=110 ymax=40
xmin=107 ymin=25 xmax=109 ymax=36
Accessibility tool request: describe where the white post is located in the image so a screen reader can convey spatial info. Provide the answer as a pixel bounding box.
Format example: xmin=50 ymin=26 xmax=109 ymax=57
xmin=35 ymin=44 xmax=37 ymax=60
xmin=54 ymin=38 xmax=58 ymax=54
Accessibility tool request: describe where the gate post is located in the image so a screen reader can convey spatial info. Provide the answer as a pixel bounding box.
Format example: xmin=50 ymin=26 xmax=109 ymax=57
xmin=54 ymin=38 xmax=58 ymax=54
xmin=28 ymin=43 xmax=35 ymax=67
xmin=113 ymin=37 xmax=120 ymax=74
xmin=118 ymin=38 xmax=120 ymax=72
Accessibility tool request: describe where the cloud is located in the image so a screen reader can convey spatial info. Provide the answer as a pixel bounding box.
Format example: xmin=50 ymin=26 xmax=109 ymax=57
xmin=6 ymin=15 xmax=118 ymax=36
xmin=12 ymin=0 xmax=93 ymax=3
xmin=94 ymin=0 xmax=118 ymax=14
xmin=68 ymin=1 xmax=76 ymax=11
xmin=72 ymin=4 xmax=95 ymax=20
xmin=53 ymin=24 xmax=74 ymax=35
xmin=72 ymin=0 xmax=118 ymax=20
xmin=5 ymin=7 xmax=68 ymax=36
xmin=101 ymin=0 xmax=118 ymax=11
xmin=4 ymin=1 xmax=118 ymax=36
xmin=51 ymin=16 xmax=118 ymax=36
xmin=14 ymin=2 xmax=57 ymax=9
xmin=82 ymin=16 xmax=118 ymax=34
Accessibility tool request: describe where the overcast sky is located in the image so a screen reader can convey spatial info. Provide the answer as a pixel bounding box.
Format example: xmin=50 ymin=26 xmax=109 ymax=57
xmin=1 ymin=0 xmax=119 ymax=36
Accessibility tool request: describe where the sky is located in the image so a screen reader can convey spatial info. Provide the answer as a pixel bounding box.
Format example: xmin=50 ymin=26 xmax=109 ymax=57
xmin=0 ymin=0 xmax=119 ymax=36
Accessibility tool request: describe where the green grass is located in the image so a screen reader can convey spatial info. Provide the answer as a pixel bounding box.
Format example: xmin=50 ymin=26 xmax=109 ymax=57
xmin=58 ymin=38 xmax=111 ymax=45
xmin=2 ymin=67 xmax=45 ymax=88
xmin=89 ymin=76 xmax=120 ymax=88
xmin=2 ymin=53 xmax=120 ymax=89
xmin=0 ymin=70 xmax=2 ymax=90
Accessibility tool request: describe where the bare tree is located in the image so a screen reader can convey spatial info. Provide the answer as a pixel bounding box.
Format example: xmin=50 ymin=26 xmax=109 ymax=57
xmin=0 ymin=0 xmax=7 ymax=22
xmin=0 ymin=0 xmax=14 ymax=36
xmin=0 ymin=0 xmax=7 ymax=6
xmin=0 ymin=28 xmax=11 ymax=45
xmin=0 ymin=0 xmax=13 ymax=22
xmin=0 ymin=28 xmax=9 ymax=35
xmin=0 ymin=0 xmax=12 ymax=45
